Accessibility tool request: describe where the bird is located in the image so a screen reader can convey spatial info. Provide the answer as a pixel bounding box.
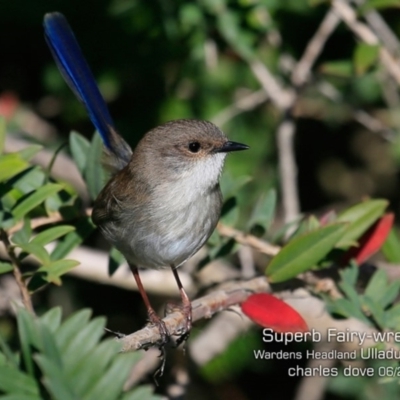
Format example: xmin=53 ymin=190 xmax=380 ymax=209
xmin=43 ymin=12 xmax=249 ymax=344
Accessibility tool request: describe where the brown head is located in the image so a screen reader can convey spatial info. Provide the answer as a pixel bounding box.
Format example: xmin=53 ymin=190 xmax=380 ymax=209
xmin=129 ymin=120 xmax=248 ymax=190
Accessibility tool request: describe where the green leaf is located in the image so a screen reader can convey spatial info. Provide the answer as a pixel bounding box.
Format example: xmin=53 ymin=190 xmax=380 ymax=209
xmin=267 ymin=223 xmax=347 ymax=283
xmin=207 ymin=238 xmax=237 ymax=262
xmin=11 ymin=218 xmax=32 ymax=245
xmin=0 ymin=154 xmax=28 ymax=183
xmin=382 ymin=228 xmax=400 ymax=263
xmin=220 ymin=197 xmax=239 ymax=226
xmin=84 ymin=352 xmax=141 ymax=400
xmin=12 ymin=184 xmax=63 ymax=220
xmin=385 ymin=303 xmax=400 ymax=329
xmin=40 ymin=324 xmax=63 ymax=369
xmin=320 ymin=60 xmax=353 ymax=78
xmin=39 ymin=259 xmax=80 ymax=284
xmin=31 ymin=226 xmax=75 ymax=246
xmin=338 ymin=265 xmax=362 ymax=308
xmin=11 ymin=167 xmax=46 ymax=194
xmin=0 ymin=395 xmax=41 ymax=400
xmin=44 ymin=188 xmax=75 ymax=214
xmin=326 ymin=297 xmax=370 ymax=324
xmin=34 ymin=354 xmax=77 ymax=400
xmin=27 ymin=272 xmax=48 ymax=293
xmin=180 ymin=3 xmax=204 ymax=31
xmin=364 ymin=269 xmax=388 ymax=304
xmin=56 ymin=309 xmax=93 ymax=352
xmin=39 ymin=307 xmax=62 ymax=333
xmin=217 ymin=11 xmax=254 ymax=59
xmin=340 ymin=261 xmax=359 ymax=286
xmin=0 ymin=262 xmax=13 ymax=274
xmin=220 ymin=174 xmax=252 ymax=200
xmin=69 ymin=131 xmax=90 ymax=175
xmin=50 ymin=217 xmax=95 ymax=260
xmin=364 ymin=269 xmax=400 ymax=309
xmin=363 ymin=295 xmax=386 ymax=328
xmin=16 ymin=309 xmax=38 ymax=377
xmin=62 ymin=317 xmax=106 ymax=372
xmin=0 ymin=366 xmax=39 ymax=395
xmin=122 ymin=386 xmax=163 ymax=400
xmin=247 ymin=189 xmax=276 ymax=235
xmin=17 ymin=145 xmax=43 ymax=162
xmin=17 ymin=243 xmax=50 ymax=264
xmin=84 ymin=133 xmax=106 ymax=200
xmin=380 ymin=280 xmax=400 ymax=309
xmin=336 ymin=199 xmax=388 ymax=248
xmin=360 ymin=0 xmax=400 ymax=13
xmin=0 ymin=330 xmax=18 ymax=367
xmin=0 ymin=117 xmax=5 ymax=154
xmin=108 ymin=247 xmax=125 ymax=276
xmin=353 ymin=43 xmax=379 ymax=75
xmin=289 ymin=215 xmax=321 ymax=241
xmin=69 ymin=340 xmax=120 ymax=396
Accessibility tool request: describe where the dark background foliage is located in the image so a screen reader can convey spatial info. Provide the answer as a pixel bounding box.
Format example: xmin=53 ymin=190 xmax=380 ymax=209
xmin=2 ymin=0 xmax=400 ymax=399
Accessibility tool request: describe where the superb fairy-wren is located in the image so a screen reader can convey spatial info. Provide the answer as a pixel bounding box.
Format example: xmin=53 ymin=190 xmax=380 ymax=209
xmin=44 ymin=12 xmax=248 ymax=343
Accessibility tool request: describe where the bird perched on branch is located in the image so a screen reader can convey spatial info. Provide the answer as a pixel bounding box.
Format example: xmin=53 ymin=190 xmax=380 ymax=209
xmin=43 ymin=12 xmax=248 ymax=345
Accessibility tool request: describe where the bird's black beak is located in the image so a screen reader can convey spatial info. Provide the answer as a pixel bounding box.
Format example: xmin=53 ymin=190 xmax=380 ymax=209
xmin=215 ymin=141 xmax=249 ymax=153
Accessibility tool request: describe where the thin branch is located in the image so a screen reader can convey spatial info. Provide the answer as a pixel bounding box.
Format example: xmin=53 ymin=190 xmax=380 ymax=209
xmin=294 ymin=341 xmax=337 ymax=400
xmin=249 ymin=59 xmax=294 ymax=111
xmin=292 ymin=8 xmax=341 ymax=86
xmin=212 ymin=89 xmax=268 ymax=126
xmin=5 ymin=136 xmax=89 ymax=205
xmin=332 ymin=0 xmax=400 ymax=85
xmin=352 ymin=0 xmax=400 ymax=56
xmin=246 ymin=7 xmax=341 ymax=226
xmin=190 ymin=307 xmax=252 ymax=365
xmin=0 ymin=229 xmax=35 ymax=315
xmin=118 ymin=277 xmax=269 ymax=352
xmin=216 ymin=222 xmax=280 ymax=256
xmin=276 ymin=117 xmax=300 ymax=225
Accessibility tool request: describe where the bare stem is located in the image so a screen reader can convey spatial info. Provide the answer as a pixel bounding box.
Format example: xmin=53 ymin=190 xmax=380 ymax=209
xmin=216 ymin=222 xmax=280 ymax=256
xmin=118 ymin=276 xmax=269 ymax=352
xmin=0 ymin=229 xmax=35 ymax=315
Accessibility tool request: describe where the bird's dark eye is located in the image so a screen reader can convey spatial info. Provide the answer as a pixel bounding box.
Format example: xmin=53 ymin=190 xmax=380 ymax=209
xmin=188 ymin=142 xmax=201 ymax=153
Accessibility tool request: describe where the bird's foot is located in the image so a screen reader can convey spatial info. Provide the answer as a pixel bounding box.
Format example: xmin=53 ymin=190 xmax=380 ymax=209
xmin=165 ymin=301 xmax=192 ymax=346
xmin=147 ymin=311 xmax=170 ymax=346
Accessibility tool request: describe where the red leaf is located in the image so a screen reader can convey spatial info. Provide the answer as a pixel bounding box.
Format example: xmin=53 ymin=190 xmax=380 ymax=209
xmin=341 ymin=213 xmax=394 ymax=265
xmin=241 ymin=293 xmax=308 ymax=333
xmin=0 ymin=91 xmax=19 ymax=120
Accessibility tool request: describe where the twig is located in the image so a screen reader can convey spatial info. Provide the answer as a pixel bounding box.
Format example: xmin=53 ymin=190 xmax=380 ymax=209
xmin=294 ymin=341 xmax=337 ymax=400
xmin=283 ymin=7 xmax=340 ymax=225
xmin=292 ymin=8 xmax=341 ymax=86
xmin=0 ymin=229 xmax=35 ymax=315
xmin=353 ymin=109 xmax=393 ymax=139
xmin=247 ymin=6 xmax=341 ymax=226
xmin=238 ymin=245 xmax=255 ymax=279
xmin=249 ymin=59 xmax=294 ymax=111
xmin=332 ymin=0 xmax=400 ymax=84
xmin=276 ymin=117 xmax=300 ymax=225
xmin=212 ymin=89 xmax=268 ymax=126
xmin=5 ymin=136 xmax=89 ymax=205
xmin=352 ymin=0 xmax=400 ymax=56
xmin=118 ymin=277 xmax=269 ymax=351
xmin=216 ymin=222 xmax=280 ymax=256
xmin=190 ymin=307 xmax=252 ymax=365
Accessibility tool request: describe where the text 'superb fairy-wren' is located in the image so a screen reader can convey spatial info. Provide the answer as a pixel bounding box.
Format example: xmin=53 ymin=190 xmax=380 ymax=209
xmin=44 ymin=12 xmax=249 ymax=343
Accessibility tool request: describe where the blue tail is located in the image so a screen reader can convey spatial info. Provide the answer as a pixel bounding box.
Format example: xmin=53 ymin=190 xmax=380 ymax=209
xmin=44 ymin=12 xmax=131 ymax=169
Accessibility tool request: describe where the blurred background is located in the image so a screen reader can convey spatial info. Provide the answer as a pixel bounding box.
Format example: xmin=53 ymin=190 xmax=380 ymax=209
xmin=2 ymin=0 xmax=400 ymax=399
